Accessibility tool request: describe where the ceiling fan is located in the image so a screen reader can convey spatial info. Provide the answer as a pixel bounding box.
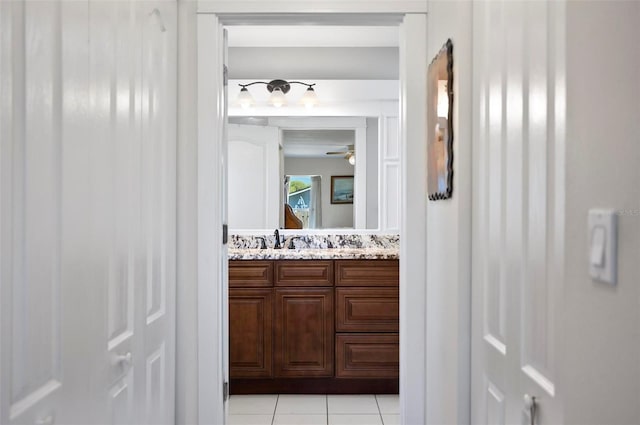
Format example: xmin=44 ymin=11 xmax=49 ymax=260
xmin=326 ymin=144 xmax=355 ymax=165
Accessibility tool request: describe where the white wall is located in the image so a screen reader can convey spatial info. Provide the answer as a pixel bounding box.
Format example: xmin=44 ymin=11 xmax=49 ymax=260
xmin=564 ymin=2 xmax=640 ymax=423
xmin=366 ymin=117 xmax=379 ymax=229
xmin=424 ymin=2 xmax=473 ymax=424
xmin=284 ymin=157 xmax=355 ymax=228
xmin=228 ymin=47 xmax=399 ymax=80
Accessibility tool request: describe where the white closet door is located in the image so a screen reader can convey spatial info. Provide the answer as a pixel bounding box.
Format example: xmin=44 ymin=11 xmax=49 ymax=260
xmin=90 ymin=2 xmax=176 ymax=424
xmin=136 ymin=2 xmax=177 ymax=424
xmin=471 ymin=1 xmax=565 ymax=423
xmin=0 ymin=2 xmax=92 ymax=423
xmin=1 ymin=1 xmax=177 ymax=424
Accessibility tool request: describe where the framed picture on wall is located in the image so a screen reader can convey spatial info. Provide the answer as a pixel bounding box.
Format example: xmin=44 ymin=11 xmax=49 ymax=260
xmin=330 ymin=175 xmax=354 ymax=204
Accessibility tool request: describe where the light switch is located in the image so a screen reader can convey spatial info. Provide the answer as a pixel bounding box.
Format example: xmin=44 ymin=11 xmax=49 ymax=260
xmin=588 ymin=209 xmax=617 ymax=285
xmin=590 ymin=226 xmax=606 ymax=267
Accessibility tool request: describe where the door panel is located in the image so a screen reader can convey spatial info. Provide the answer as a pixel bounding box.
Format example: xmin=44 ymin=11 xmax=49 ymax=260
xmin=138 ymin=3 xmax=176 ymax=424
xmin=1 ymin=1 xmax=176 ymax=423
xmin=472 ymin=0 xmax=565 ymax=423
xmin=1 ymin=1 xmax=66 ymax=423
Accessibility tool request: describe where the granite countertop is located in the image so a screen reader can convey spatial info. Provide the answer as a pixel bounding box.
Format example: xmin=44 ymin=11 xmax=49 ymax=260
xmin=228 ymin=247 xmax=399 ymax=260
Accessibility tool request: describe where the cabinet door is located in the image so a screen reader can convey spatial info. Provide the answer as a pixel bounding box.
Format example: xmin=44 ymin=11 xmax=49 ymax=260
xmin=275 ymin=288 xmax=334 ymax=377
xmin=229 ymin=289 xmax=273 ymax=378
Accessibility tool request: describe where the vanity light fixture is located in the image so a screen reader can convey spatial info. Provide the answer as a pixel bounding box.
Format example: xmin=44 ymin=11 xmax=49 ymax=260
xmin=236 ymin=79 xmax=318 ymax=109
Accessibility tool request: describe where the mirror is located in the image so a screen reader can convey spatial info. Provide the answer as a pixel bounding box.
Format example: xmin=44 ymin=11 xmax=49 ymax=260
xmin=227 ymin=116 xmax=379 ymax=230
xmin=427 ymin=39 xmax=454 ymax=200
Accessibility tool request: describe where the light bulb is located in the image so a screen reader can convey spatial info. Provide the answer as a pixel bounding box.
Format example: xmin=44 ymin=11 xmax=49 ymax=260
xmin=268 ymin=87 xmax=287 ymax=107
xmin=300 ymin=86 xmax=319 ymax=108
xmin=347 ymin=153 xmax=356 ymax=165
xmin=437 ymin=80 xmax=449 ymax=118
xmin=237 ymin=87 xmax=255 ymax=109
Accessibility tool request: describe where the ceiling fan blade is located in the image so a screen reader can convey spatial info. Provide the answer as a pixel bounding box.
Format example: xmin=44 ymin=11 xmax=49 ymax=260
xmin=326 ymin=151 xmax=347 ymax=155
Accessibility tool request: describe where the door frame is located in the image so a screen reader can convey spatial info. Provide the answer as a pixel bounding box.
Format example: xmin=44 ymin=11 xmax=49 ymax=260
xmin=192 ymin=6 xmax=428 ymax=425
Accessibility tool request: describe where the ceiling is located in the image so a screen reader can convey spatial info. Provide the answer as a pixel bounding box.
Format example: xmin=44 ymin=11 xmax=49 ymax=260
xmin=227 ymin=25 xmax=399 ymax=80
xmin=227 ymin=26 xmax=399 ymax=47
xmin=282 ymin=129 xmax=355 ymax=158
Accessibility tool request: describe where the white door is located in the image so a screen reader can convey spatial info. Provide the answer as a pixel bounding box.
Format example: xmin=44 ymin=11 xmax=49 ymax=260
xmin=100 ymin=2 xmax=177 ymax=424
xmin=0 ymin=2 xmax=85 ymax=422
xmin=227 ymin=124 xmax=281 ymax=229
xmin=471 ymin=1 xmax=565 ymax=424
xmin=1 ymin=1 xmax=177 ymax=424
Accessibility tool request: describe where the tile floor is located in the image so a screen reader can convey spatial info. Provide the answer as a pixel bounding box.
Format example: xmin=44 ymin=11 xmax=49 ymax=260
xmin=228 ymin=394 xmax=399 ymax=425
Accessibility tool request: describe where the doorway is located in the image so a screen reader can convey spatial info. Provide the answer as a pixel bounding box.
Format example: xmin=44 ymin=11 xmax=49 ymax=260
xmin=191 ymin=10 xmax=428 ymax=425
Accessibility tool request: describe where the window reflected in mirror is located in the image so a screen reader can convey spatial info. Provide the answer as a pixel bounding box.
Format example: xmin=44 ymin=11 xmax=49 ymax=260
xmin=285 ymin=175 xmax=321 ymax=229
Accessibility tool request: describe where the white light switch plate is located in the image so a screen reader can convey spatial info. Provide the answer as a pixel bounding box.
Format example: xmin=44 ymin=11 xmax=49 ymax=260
xmin=588 ymin=209 xmax=617 ymax=285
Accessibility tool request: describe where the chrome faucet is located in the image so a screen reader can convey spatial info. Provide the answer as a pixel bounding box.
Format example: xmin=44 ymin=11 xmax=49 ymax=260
xmin=273 ymin=229 xmax=282 ymax=249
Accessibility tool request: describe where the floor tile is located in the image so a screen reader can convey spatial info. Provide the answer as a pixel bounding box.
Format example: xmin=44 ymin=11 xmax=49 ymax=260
xmin=327 ymin=395 xmax=379 ymax=414
xmin=274 ymin=414 xmax=328 ymax=425
xmin=381 ymin=414 xmax=400 ymax=425
xmin=375 ymin=395 xmax=400 ymax=414
xmin=229 ymin=394 xmax=278 ymax=415
xmin=328 ymin=414 xmax=383 ymax=425
xmin=276 ymin=394 xmax=327 ymax=414
xmin=228 ymin=414 xmax=274 ymax=425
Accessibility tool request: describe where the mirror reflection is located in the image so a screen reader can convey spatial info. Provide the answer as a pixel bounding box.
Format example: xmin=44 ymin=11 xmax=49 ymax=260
xmin=427 ymin=39 xmax=454 ymax=200
xmin=227 ymin=117 xmax=379 ymax=230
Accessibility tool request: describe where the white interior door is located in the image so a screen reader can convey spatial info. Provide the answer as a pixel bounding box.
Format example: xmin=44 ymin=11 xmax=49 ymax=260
xmin=471 ymin=1 xmax=565 ymax=423
xmin=227 ymin=123 xmax=280 ymax=229
xmin=1 ymin=1 xmax=176 ymax=424
xmin=92 ymin=2 xmax=177 ymax=424
xmin=0 ymin=2 xmax=80 ymax=422
xmin=136 ymin=3 xmax=176 ymax=424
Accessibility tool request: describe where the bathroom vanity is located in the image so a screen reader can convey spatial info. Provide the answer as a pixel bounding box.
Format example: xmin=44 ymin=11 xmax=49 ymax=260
xmin=228 ymin=255 xmax=399 ymax=394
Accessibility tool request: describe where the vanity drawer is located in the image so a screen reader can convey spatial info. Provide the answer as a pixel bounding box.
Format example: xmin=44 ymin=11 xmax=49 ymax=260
xmin=336 ymin=334 xmax=399 ymax=378
xmin=275 ymin=260 xmax=334 ymax=287
xmin=335 ymin=260 xmax=399 ymax=287
xmin=335 ymin=288 xmax=399 ymax=332
xmin=229 ymin=261 xmax=273 ymax=287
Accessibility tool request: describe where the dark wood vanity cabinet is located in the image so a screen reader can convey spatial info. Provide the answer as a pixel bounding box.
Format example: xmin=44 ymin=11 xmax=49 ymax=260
xmin=229 ymin=259 xmax=399 ymax=394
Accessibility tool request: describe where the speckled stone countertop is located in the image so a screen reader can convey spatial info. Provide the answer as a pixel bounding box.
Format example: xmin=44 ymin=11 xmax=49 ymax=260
xmin=228 ymin=247 xmax=399 ymax=260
